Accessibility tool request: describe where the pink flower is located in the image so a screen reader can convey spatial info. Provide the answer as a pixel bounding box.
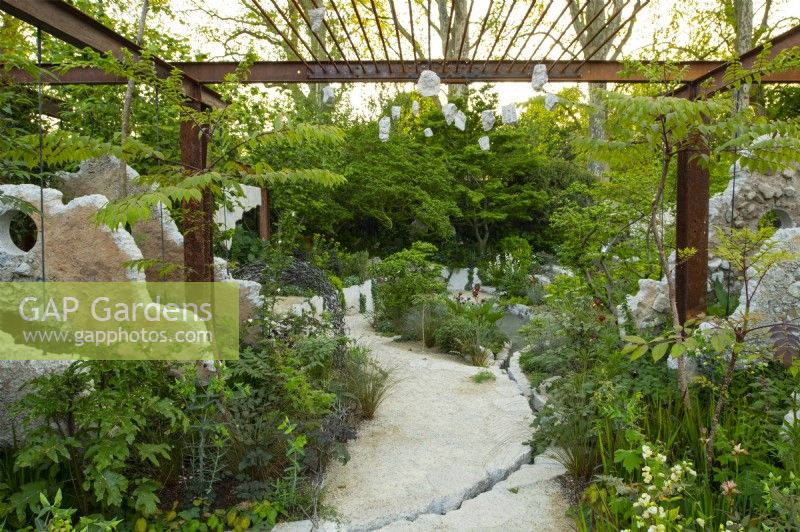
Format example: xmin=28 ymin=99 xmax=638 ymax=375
xmin=721 ymin=480 xmax=739 ymax=497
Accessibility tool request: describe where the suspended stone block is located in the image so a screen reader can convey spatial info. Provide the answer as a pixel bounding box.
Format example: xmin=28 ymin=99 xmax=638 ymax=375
xmin=424 ymin=128 xmax=434 ymax=137
xmin=57 ymin=156 xmax=183 ymax=282
xmin=544 ymin=93 xmax=559 ymax=111
xmin=379 ymin=116 xmax=391 ymax=142
xmin=322 ymin=84 xmax=335 ymax=105
xmin=531 ymin=64 xmax=548 ymax=91
xmin=412 ymin=100 xmax=420 ymax=116
xmin=417 ymin=69 xmax=441 ymax=97
xmin=391 ymin=105 xmax=401 ymax=120
xmin=481 ymin=110 xmax=495 ymax=132
xmin=501 ymin=104 xmax=518 ymax=125
xmin=479 ymin=136 xmax=490 ymax=151
xmin=443 ymin=103 xmax=457 ymax=125
xmin=309 ymin=7 xmax=326 ymax=32
xmin=0 ymin=184 xmax=144 ymax=282
xmin=453 ymin=110 xmax=467 ymax=131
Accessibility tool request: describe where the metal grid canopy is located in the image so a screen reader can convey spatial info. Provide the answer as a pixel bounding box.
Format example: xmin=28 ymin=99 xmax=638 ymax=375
xmin=239 ymin=0 xmax=651 ymax=82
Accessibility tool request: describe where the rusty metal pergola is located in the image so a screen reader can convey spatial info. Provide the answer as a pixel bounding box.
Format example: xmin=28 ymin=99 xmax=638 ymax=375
xmin=2 ymin=0 xmax=800 ymax=323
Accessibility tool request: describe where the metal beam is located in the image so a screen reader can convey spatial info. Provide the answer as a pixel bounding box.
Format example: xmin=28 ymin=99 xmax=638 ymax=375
xmin=676 ymin=132 xmax=710 ymax=324
xmin=180 ymin=111 xmax=214 ymax=283
xmin=9 ymin=60 xmax=731 ymax=85
xmin=673 ymin=24 xmax=800 ymax=98
xmin=0 ymin=0 xmax=225 ymax=109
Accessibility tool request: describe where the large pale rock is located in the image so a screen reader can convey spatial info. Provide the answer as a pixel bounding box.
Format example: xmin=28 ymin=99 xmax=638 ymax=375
xmin=214 ymin=257 xmax=264 ymax=324
xmin=732 ymin=227 xmax=800 ymax=327
xmin=443 ymin=267 xmax=484 ymax=292
xmin=0 ymin=184 xmax=144 ymax=282
xmin=59 ymin=155 xmax=146 ymax=200
xmin=58 ymin=156 xmax=184 ymax=281
xmin=626 ymin=278 xmax=670 ymax=330
xmin=342 ymin=279 xmax=373 ymax=315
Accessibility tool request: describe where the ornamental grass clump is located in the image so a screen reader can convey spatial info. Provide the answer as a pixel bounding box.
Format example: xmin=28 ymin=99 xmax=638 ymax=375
xmin=342 ymin=345 xmax=392 ymax=420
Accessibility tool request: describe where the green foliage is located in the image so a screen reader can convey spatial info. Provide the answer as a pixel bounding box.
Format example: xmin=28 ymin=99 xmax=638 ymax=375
xmin=531 ymin=223 xmax=800 ymax=529
xmin=400 ymin=296 xmax=449 ymax=348
xmin=434 ymin=300 xmax=507 ymax=366
xmin=480 ymin=242 xmax=536 ymax=299
xmin=8 ymin=361 xmax=186 ymax=523
xmin=369 ymin=242 xmax=446 ymax=331
xmin=470 ymin=369 xmax=496 ymax=384
xmin=707 ymin=278 xmax=740 ymax=318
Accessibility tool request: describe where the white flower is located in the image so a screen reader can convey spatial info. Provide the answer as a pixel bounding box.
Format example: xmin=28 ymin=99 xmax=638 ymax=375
xmin=696 ymin=518 xmax=706 ymax=528
xmin=642 ymin=445 xmax=653 ymax=458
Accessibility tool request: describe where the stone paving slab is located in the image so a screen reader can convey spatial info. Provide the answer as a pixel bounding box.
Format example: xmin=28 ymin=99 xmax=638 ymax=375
xmin=376 ymin=457 xmax=572 ymax=532
xmin=321 ymin=315 xmax=536 ymax=531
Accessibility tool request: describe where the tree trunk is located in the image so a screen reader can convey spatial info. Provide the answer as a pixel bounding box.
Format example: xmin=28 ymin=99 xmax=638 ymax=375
xmin=733 ymin=0 xmax=753 ymax=111
xmin=434 ymin=0 xmax=468 ymax=98
xmin=120 ymin=0 xmax=149 ymax=197
xmin=570 ymin=0 xmax=642 ymax=179
xmin=587 ymin=83 xmax=609 ymax=177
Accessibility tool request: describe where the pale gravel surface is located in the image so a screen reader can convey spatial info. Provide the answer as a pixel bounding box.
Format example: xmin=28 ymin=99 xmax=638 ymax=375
xmin=317 ymin=314 xmax=571 ymax=531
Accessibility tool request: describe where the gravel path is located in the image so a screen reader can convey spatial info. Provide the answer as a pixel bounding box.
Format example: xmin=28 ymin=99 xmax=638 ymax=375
xmin=315 ymin=314 xmax=572 ymax=531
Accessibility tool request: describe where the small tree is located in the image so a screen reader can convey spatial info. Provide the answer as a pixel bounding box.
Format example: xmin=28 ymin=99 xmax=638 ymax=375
xmin=577 ymin=85 xmax=800 ymax=403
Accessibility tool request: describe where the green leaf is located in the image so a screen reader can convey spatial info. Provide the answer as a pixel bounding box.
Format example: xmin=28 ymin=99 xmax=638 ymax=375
xmin=136 ymin=443 xmax=171 ymax=467
xmin=614 ymin=448 xmax=643 ymax=474
xmin=132 ymin=480 xmax=161 ymax=516
xmin=631 ymin=345 xmax=649 ymax=361
xmin=624 ymin=335 xmax=647 ymax=345
xmin=671 ymin=342 xmax=687 ymax=358
xmin=8 ymin=481 xmax=47 ymax=521
xmin=710 ymin=330 xmax=734 ymax=353
xmin=90 ymin=469 xmax=128 ymax=508
xmin=683 ymin=336 xmax=699 ymax=351
xmin=651 ymin=342 xmax=670 ymax=361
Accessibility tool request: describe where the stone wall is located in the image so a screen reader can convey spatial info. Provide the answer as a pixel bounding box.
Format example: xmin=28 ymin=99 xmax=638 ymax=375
xmin=624 ymin=162 xmax=800 ymax=330
xmin=732 ymin=227 xmax=800 ymax=328
xmin=708 ymin=163 xmax=800 ymax=285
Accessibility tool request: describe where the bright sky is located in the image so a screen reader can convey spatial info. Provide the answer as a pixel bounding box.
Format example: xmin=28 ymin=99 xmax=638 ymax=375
xmin=154 ymin=0 xmax=796 ymax=115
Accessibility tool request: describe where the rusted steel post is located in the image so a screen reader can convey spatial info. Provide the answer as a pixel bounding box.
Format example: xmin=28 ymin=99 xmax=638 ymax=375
xmin=180 ymin=114 xmax=213 ymax=282
xmin=676 ymin=129 xmax=710 ymax=324
xmin=258 ymin=187 xmax=271 ymax=240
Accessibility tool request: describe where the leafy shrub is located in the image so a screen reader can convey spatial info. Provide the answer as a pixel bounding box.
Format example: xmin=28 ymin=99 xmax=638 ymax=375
xmin=10 ymin=361 xmax=186 ymax=521
xmin=400 ymin=296 xmax=449 ymax=347
xmin=480 ymin=253 xmax=533 ymax=298
xmin=369 ymin=242 xmax=445 ymax=331
xmin=434 ymin=299 xmax=507 ymax=366
xmin=2 ymin=300 xmax=361 ymax=526
xmin=435 ymin=315 xmax=476 ymax=354
xmin=706 ymin=278 xmax=740 ymax=317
